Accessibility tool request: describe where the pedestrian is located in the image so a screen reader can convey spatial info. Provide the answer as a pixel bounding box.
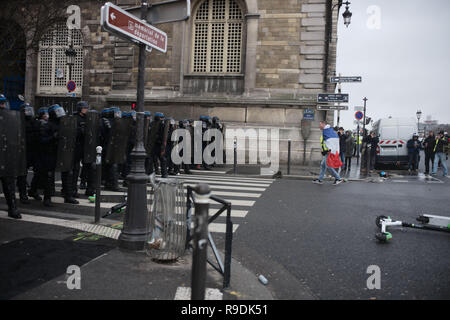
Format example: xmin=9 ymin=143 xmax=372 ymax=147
xmin=344 ymin=130 xmax=354 ymax=172
xmin=360 ymin=129 xmax=370 ymax=176
xmin=407 ymin=133 xmax=421 ymax=174
xmin=338 ymin=127 xmax=346 ymax=172
xmin=431 ymin=131 xmax=448 ymax=177
xmin=369 ymin=131 xmax=379 ymax=172
xmin=423 ymin=130 xmax=435 ymax=176
xmin=312 ymin=121 xmax=343 ymax=185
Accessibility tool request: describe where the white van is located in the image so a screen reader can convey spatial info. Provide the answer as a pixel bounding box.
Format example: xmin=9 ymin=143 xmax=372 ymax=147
xmin=372 ymin=117 xmax=417 ymax=168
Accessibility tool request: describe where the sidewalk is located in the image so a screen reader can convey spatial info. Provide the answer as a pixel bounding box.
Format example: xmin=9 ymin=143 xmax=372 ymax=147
xmin=0 ymin=211 xmax=273 ymax=300
xmin=213 ymin=157 xmax=370 ymax=181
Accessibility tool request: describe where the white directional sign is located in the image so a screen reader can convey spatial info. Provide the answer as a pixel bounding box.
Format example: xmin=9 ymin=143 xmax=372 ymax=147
xmin=125 ymin=0 xmax=191 ymax=25
xmin=317 ymin=94 xmax=349 ymax=103
xmin=330 ymin=76 xmax=362 ymax=83
xmin=101 ymin=2 xmax=167 ymax=53
xmin=317 ymin=105 xmax=348 ymax=111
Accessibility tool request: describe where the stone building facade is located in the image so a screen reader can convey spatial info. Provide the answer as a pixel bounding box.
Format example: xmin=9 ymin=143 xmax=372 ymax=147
xmin=21 ymin=0 xmax=344 ymax=166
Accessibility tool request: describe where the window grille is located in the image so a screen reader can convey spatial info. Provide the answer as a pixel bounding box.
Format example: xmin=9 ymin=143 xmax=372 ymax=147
xmin=192 ymin=0 xmax=243 ymax=74
xmin=37 ymin=23 xmax=83 ymax=95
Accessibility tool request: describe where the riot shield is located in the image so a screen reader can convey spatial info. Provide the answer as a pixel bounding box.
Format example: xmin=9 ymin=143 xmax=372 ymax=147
xmin=56 ymin=116 xmax=77 ymax=172
xmin=161 ymin=119 xmax=170 ymax=155
xmin=84 ymin=110 xmax=100 ymax=163
xmin=105 ymin=118 xmax=132 ymax=164
xmin=143 ymin=117 xmax=151 ymax=154
xmin=146 ymin=120 xmax=162 ymax=156
xmin=0 ymin=109 xmax=27 ymax=177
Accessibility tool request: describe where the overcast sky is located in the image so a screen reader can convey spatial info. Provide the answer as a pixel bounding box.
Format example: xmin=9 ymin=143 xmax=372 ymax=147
xmin=335 ymin=0 xmax=450 ymax=130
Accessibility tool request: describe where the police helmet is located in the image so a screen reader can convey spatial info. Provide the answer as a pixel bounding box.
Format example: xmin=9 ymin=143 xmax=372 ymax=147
xmin=21 ymin=103 xmax=35 ymax=118
xmin=154 ymin=112 xmax=165 ymax=121
xmin=0 ymin=94 xmax=10 ymax=109
xmin=48 ymin=104 xmax=66 ymax=119
xmin=38 ymin=107 xmax=49 ymax=119
xmin=109 ymin=107 xmax=122 ymax=119
xmin=76 ymin=101 xmax=89 ymax=113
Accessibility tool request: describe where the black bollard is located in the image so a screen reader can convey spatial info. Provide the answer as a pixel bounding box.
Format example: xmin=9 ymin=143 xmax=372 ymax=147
xmin=287 ymin=139 xmax=291 ymax=175
xmin=233 ymin=138 xmax=237 ymax=175
xmin=191 ymin=183 xmax=210 ymax=300
xmin=95 ymin=146 xmax=102 ymax=223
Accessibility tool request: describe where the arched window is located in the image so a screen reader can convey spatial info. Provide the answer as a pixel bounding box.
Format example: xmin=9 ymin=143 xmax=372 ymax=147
xmin=192 ymin=0 xmax=244 ymax=74
xmin=37 ymin=23 xmax=83 ymax=95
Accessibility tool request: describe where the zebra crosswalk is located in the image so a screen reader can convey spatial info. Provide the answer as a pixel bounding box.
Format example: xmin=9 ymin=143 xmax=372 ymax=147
xmin=1 ymin=172 xmax=274 ymax=234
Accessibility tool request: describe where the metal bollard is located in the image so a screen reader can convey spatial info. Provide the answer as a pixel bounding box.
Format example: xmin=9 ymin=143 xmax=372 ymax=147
xmin=95 ymin=146 xmax=102 ymax=223
xmin=191 ymin=183 xmax=210 ymax=300
xmin=233 ymin=138 xmax=237 ymax=175
xmin=287 ymin=139 xmax=291 ymax=175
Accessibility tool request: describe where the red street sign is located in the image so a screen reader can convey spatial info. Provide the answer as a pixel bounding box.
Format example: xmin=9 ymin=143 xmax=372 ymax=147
xmin=67 ymin=80 xmax=76 ymax=93
xmin=355 ymin=111 xmax=364 ymax=120
xmin=101 ymin=2 xmax=167 ymax=53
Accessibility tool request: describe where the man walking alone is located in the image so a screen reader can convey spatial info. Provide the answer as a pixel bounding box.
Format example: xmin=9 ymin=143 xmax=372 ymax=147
xmin=313 ymin=121 xmax=343 ymax=185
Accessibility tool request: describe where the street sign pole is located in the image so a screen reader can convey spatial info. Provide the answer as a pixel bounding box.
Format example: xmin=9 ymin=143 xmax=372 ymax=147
xmin=362 ymin=97 xmax=368 ymax=137
xmin=119 ymin=1 xmax=150 ymax=251
xmin=357 ymin=122 xmax=360 ymax=165
xmin=337 ymin=73 xmax=342 ymax=127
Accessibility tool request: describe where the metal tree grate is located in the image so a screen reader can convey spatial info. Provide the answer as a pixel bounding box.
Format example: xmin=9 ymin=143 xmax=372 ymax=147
xmin=146 ymin=178 xmax=187 ymax=261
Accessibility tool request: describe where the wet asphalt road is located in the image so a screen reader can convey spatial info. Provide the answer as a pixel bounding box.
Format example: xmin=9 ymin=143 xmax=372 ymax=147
xmin=232 ymin=172 xmax=450 ymax=300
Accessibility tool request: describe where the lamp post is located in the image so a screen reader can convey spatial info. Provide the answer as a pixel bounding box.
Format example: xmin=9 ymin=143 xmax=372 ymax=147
xmin=416 ymin=110 xmax=422 ymax=134
xmin=65 ymin=43 xmax=77 ymax=113
xmin=65 ymin=44 xmax=76 ymax=81
xmin=118 ymin=1 xmax=150 ymax=250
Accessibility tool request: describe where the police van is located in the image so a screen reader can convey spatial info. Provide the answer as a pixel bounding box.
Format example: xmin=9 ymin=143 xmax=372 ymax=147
xmin=372 ymin=117 xmax=417 ymax=168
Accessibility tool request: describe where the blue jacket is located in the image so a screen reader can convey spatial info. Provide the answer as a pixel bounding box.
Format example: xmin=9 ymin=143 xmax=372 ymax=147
xmin=407 ymin=138 xmax=421 ymax=154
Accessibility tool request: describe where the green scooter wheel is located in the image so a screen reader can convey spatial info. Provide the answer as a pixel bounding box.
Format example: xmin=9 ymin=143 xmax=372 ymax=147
xmin=375 ymin=232 xmax=392 ymax=242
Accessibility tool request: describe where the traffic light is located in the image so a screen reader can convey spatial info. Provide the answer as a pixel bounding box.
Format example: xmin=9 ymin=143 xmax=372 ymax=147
xmin=132 ymin=103 xmax=136 ymax=110
xmin=366 ymin=117 xmax=371 ymax=125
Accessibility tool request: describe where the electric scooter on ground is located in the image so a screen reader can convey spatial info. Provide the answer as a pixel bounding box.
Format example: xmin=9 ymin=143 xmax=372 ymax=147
xmin=375 ymin=214 xmax=450 ymax=242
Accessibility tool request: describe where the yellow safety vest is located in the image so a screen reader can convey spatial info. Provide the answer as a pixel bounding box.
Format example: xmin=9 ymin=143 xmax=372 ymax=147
xmin=320 ymin=135 xmax=328 ymax=152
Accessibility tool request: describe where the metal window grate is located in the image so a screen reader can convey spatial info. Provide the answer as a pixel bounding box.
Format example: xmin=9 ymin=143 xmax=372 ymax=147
xmin=37 ymin=23 xmax=83 ymax=95
xmin=192 ymin=0 xmax=243 ymax=74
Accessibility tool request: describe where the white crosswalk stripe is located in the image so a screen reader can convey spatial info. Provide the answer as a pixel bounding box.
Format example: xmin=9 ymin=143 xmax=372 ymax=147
xmin=1 ymin=172 xmax=274 ymax=234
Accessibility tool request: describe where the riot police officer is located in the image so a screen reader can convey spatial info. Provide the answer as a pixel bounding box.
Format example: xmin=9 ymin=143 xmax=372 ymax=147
xmin=16 ymin=103 xmax=39 ymax=204
xmin=71 ymin=101 xmax=93 ymax=197
xmin=147 ymin=112 xmax=168 ymax=178
xmin=166 ymin=117 xmax=178 ymax=175
xmin=0 ymin=94 xmax=22 ymax=219
xmin=199 ymin=115 xmax=212 ymax=170
xmin=144 ymin=111 xmax=153 ymax=175
xmin=122 ymin=111 xmax=137 ymax=187
xmin=177 ymin=119 xmax=193 ymax=174
xmin=211 ymin=116 xmax=224 ymax=166
xmin=100 ymin=107 xmax=122 ymax=191
xmin=28 ymin=107 xmax=48 ymax=201
xmin=46 ymin=104 xmax=79 ymax=205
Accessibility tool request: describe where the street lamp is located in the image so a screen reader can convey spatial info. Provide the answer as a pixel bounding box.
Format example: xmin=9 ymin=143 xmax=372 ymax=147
xmin=65 ymin=44 xmax=77 ymax=81
xmin=416 ymin=110 xmax=422 ymax=133
xmin=342 ymin=3 xmax=353 ymax=27
xmin=65 ymin=43 xmax=77 ymax=114
xmin=329 ymin=1 xmax=352 ymax=43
